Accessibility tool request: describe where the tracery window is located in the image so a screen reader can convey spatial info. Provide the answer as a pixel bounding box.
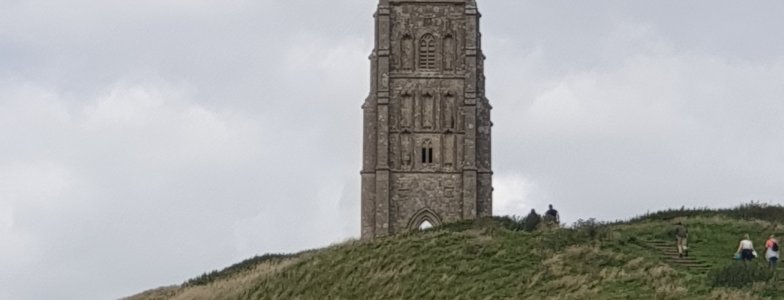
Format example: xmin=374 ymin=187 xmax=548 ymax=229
xmin=418 ymin=34 xmax=436 ymax=70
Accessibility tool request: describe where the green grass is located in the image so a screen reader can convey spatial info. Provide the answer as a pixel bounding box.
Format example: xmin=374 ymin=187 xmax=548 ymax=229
xmin=126 ymin=203 xmax=784 ymax=300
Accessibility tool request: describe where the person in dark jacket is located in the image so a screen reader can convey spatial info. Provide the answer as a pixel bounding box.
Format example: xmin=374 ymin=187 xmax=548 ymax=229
xmin=524 ymin=209 xmax=541 ymax=232
xmin=544 ymin=204 xmax=560 ymax=228
xmin=675 ymin=222 xmax=688 ymax=258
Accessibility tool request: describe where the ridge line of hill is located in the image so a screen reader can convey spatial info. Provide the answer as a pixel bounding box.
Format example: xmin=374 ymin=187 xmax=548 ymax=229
xmin=127 ymin=203 xmax=784 ymax=300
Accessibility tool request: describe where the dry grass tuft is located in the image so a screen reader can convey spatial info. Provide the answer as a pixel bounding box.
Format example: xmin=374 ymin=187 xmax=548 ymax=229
xmin=709 ymin=288 xmax=764 ymax=300
xmin=125 ymin=257 xmax=301 ymax=300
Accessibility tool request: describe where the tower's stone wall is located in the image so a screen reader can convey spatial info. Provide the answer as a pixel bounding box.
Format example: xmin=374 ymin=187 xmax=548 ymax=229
xmin=362 ymin=0 xmax=492 ymax=239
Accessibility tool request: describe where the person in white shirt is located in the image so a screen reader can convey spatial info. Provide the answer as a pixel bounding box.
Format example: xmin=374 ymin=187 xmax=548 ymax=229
xmin=736 ymin=233 xmax=755 ymax=262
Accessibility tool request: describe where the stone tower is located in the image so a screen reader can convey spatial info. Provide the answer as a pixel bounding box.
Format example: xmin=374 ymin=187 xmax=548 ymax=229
xmin=361 ymin=0 xmax=492 ymax=239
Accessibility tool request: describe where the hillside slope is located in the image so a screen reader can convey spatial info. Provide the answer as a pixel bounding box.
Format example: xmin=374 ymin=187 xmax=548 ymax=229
xmin=127 ymin=205 xmax=784 ymax=299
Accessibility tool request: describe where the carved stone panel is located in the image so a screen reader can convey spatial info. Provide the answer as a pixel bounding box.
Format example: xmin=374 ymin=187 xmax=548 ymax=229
xmin=390 ymin=173 xmax=464 ymax=233
xmin=389 ymin=133 xmax=400 ymax=168
xmin=443 ymin=91 xmax=456 ymax=130
xmin=401 ymin=34 xmax=414 ymax=71
xmin=443 ymin=34 xmax=456 ymax=71
xmin=400 ymin=133 xmax=413 ymax=170
xmin=421 ymin=91 xmax=434 ymax=129
xmin=443 ymin=134 xmax=455 ymax=170
xmin=390 ymin=79 xmax=464 ymax=133
xmin=400 ymin=91 xmax=413 ymax=129
xmin=390 ymin=4 xmax=466 ymax=73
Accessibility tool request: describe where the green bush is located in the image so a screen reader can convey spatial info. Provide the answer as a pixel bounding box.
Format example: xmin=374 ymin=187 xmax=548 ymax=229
xmin=573 ymin=218 xmax=607 ymax=241
xmin=494 ymin=215 xmax=526 ymax=231
xmin=709 ymin=261 xmax=774 ymax=288
xmin=496 ymin=214 xmax=540 ymax=232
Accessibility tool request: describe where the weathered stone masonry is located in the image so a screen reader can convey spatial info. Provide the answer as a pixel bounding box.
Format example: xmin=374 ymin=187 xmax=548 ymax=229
xmin=362 ymin=0 xmax=492 ymax=239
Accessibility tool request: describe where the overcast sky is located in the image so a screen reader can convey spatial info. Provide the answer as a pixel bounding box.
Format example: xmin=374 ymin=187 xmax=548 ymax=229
xmin=2 ymin=0 xmax=784 ymax=299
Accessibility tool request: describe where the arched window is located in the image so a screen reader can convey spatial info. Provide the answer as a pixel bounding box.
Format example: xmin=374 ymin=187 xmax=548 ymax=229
xmin=418 ymin=34 xmax=436 ymax=70
xmin=421 ymin=140 xmax=434 ymax=164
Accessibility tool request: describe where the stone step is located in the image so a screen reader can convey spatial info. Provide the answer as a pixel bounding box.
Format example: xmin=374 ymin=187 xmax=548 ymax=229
xmin=651 ymin=247 xmax=680 ymax=252
xmin=647 ymin=240 xmax=674 ymax=244
xmin=652 ymin=248 xmax=680 ymax=253
xmin=672 ymin=265 xmax=709 ymax=269
xmin=651 ymin=246 xmax=678 ymax=250
xmin=668 ymin=260 xmax=705 ymax=264
xmin=678 ymin=265 xmax=710 ymax=269
xmin=643 ymin=240 xmax=713 ymax=273
xmin=662 ymin=255 xmax=700 ymax=259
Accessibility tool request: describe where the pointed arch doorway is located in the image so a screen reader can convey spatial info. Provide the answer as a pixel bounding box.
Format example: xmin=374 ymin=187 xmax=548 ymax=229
xmin=407 ymin=208 xmax=443 ymax=231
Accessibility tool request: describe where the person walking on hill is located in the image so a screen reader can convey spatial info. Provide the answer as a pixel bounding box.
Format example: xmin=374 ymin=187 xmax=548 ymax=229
xmin=674 ymin=222 xmax=688 ymax=258
xmin=765 ymin=234 xmax=779 ymax=270
xmin=544 ymin=204 xmax=560 ymax=228
xmin=737 ymin=234 xmax=755 ymax=262
xmin=524 ymin=209 xmax=541 ymax=232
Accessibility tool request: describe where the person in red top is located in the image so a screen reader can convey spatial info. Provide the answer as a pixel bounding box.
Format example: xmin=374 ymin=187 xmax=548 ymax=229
xmin=765 ymin=234 xmax=779 ymax=270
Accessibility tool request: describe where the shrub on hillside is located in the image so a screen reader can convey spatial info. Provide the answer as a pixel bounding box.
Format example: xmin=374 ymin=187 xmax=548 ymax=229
xmin=573 ymin=218 xmax=608 ymax=241
xmin=496 ymin=213 xmax=542 ymax=232
xmin=495 ymin=215 xmax=526 ymax=231
xmin=709 ymin=261 xmax=773 ymax=288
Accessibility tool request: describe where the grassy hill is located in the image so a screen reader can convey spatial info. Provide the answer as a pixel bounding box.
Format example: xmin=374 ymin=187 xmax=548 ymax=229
xmin=126 ymin=203 xmax=784 ymax=300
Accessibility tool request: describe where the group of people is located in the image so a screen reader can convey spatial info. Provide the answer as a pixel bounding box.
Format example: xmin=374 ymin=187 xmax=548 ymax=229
xmin=736 ymin=233 xmax=779 ymax=268
xmin=524 ymin=208 xmax=778 ymax=270
xmin=674 ymin=222 xmax=779 ymax=270
xmin=526 ymin=204 xmax=561 ymax=229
